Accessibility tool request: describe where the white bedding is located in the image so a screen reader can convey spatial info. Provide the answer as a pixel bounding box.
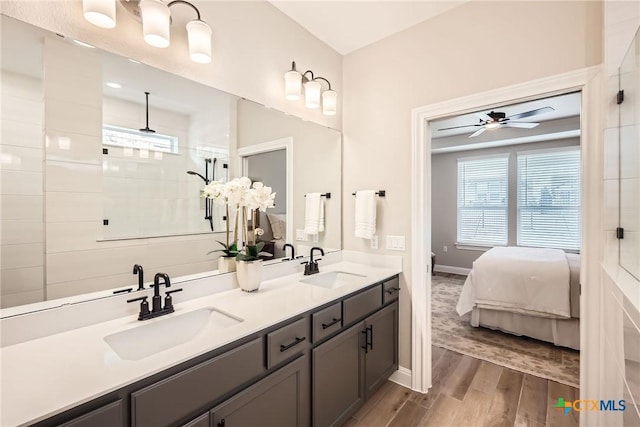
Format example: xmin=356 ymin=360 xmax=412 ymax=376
xmin=456 ymin=247 xmax=571 ymax=319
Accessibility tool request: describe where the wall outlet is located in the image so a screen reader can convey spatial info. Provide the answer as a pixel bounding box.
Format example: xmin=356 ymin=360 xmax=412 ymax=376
xmin=370 ymin=235 xmax=378 ymax=249
xmin=443 ymin=246 xmax=448 ymax=253
xmin=296 ymin=229 xmax=308 ymax=242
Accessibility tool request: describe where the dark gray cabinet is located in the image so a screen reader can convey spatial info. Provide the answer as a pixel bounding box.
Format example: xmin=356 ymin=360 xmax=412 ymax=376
xmin=363 ymin=302 xmax=398 ymax=398
xmin=58 ymin=400 xmax=123 ymax=427
xmin=180 ymin=413 xmax=209 ymax=427
xmin=313 ymin=300 xmax=398 ymax=427
xmin=312 ymin=322 xmax=365 ymax=427
xmin=211 ymin=354 xmax=310 ymax=427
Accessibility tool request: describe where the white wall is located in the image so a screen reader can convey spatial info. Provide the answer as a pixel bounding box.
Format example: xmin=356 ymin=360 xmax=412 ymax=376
xmin=343 ymin=0 xmax=602 ymax=371
xmin=0 ymin=0 xmax=342 ymax=130
xmin=0 ymin=71 xmax=45 ymax=308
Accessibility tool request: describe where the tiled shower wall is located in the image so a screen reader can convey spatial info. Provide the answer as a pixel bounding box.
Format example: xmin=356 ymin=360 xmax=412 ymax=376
xmin=0 ymin=36 xmax=228 ymax=305
xmin=0 ymin=71 xmax=45 ymax=308
xmin=601 ymin=1 xmax=640 ymax=425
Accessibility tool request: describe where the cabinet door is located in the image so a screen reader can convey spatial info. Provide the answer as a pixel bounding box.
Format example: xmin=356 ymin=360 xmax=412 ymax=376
xmin=59 ymin=400 xmax=123 ymax=427
xmin=364 ymin=302 xmax=398 ymax=398
xmin=211 ymin=354 xmax=309 ymax=427
xmin=312 ymin=321 xmax=365 ymax=427
xmin=181 ymin=413 xmax=209 ymax=427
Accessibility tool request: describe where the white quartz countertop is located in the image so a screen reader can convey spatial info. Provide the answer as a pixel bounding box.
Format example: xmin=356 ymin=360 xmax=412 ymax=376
xmin=0 ymin=260 xmax=400 ymax=426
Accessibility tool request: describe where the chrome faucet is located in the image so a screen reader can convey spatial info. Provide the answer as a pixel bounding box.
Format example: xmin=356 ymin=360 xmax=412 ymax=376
xmin=127 ymin=272 xmax=182 ymax=321
xmin=303 ymin=247 xmax=324 ymax=275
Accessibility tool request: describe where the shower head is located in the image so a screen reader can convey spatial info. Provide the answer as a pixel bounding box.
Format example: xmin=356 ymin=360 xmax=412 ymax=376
xmin=186 ymin=170 xmax=207 ymax=182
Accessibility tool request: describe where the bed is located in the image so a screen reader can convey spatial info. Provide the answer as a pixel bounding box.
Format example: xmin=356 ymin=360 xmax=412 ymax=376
xmin=456 ymin=246 xmax=580 ymax=350
xmin=255 ymin=212 xmax=287 ymax=259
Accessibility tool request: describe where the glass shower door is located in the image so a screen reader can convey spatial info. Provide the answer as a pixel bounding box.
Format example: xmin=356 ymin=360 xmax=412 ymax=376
xmin=619 ymin=28 xmax=640 ymax=280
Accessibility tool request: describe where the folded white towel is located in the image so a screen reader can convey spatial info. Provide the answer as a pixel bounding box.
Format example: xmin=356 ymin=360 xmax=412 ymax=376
xmin=304 ymin=193 xmax=324 ymax=235
xmin=354 ymin=190 xmax=376 ymax=239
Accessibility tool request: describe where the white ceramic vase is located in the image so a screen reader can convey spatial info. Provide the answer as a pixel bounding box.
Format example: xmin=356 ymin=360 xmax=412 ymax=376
xmin=218 ymin=256 xmax=237 ymax=273
xmin=236 ymin=259 xmax=262 ymax=292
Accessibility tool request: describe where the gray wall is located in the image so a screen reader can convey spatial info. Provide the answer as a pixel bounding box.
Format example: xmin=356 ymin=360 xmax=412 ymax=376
xmin=247 ymin=150 xmax=286 ymax=215
xmin=431 ymin=138 xmax=580 ymax=270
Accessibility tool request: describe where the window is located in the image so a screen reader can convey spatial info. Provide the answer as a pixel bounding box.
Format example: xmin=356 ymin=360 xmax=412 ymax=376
xmin=517 ymin=148 xmax=581 ymax=251
xmin=103 ymin=125 xmax=179 ymax=154
xmin=457 ymin=155 xmax=509 ymax=246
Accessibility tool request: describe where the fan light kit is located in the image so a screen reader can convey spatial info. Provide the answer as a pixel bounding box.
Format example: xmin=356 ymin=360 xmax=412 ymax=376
xmin=82 ymin=0 xmax=213 ymax=64
xmin=284 ymin=61 xmax=337 ymax=116
xmin=438 ymin=107 xmax=555 ymax=138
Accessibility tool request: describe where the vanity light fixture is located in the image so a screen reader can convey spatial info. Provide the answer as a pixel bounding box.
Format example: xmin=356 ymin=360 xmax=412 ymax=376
xmin=284 ymin=61 xmax=337 ymax=116
xmin=81 ymin=0 xmax=213 ymax=64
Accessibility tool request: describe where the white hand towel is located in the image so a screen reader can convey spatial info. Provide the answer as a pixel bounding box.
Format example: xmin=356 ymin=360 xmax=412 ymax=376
xmin=304 ymin=193 xmax=324 ymax=235
xmin=354 ymin=190 xmax=376 ymax=239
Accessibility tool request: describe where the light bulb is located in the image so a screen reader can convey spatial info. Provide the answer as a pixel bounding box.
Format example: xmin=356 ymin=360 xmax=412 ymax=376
xmin=186 ymin=20 xmax=212 ymax=63
xmin=304 ymin=80 xmax=321 ymax=109
xmin=139 ymin=0 xmax=170 ymax=48
xmin=485 ymin=122 xmax=500 ymax=129
xmin=83 ymin=0 xmax=116 ymax=29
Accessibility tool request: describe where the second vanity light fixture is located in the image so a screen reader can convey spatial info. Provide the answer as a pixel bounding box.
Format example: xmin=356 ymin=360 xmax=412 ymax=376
xmin=82 ymin=0 xmax=212 ymax=64
xmin=284 ymin=61 xmax=337 ymax=116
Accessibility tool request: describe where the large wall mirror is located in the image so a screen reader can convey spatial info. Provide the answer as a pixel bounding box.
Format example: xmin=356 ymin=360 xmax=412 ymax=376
xmin=0 ymin=15 xmax=342 ymax=312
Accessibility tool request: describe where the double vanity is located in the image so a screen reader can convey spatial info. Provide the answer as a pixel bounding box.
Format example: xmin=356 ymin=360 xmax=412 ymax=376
xmin=0 ymin=251 xmax=402 ymax=427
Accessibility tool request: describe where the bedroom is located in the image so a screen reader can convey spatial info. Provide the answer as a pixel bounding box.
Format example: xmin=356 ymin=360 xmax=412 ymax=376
xmin=429 ymin=91 xmax=582 ymax=400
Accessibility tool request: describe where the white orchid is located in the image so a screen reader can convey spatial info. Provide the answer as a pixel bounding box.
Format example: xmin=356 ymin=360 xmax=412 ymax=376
xmin=202 ymin=177 xmax=276 ymax=261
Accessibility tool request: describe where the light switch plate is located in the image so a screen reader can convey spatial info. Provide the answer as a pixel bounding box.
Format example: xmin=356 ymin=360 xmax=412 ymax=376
xmin=370 ymin=235 xmax=378 ymax=249
xmin=296 ymin=229 xmax=308 ymax=242
xmin=386 ymin=235 xmax=406 ymax=251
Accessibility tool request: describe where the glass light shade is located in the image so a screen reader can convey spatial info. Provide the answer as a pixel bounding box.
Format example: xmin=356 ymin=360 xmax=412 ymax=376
xmin=186 ymin=20 xmax=212 ymax=63
xmin=284 ymin=70 xmax=302 ymax=100
xmin=83 ymin=0 xmax=116 ymax=29
xmin=139 ymin=0 xmax=170 ymax=48
xmin=485 ymin=122 xmax=500 ymax=129
xmin=304 ymin=80 xmax=321 ymax=109
xmin=322 ymin=89 xmax=337 ymax=116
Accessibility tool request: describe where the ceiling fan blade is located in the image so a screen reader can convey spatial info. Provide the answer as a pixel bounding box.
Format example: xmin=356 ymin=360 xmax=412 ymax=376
xmin=469 ymin=128 xmax=487 ymax=138
xmin=506 ymin=106 xmax=554 ymax=121
xmin=504 ymin=122 xmax=539 ymax=129
xmin=437 ymin=124 xmax=483 ymax=131
xmin=475 ymin=112 xmax=492 ymax=121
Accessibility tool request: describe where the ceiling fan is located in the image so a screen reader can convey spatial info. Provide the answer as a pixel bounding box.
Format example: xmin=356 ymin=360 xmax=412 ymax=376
xmin=437 ymin=106 xmax=555 ymax=138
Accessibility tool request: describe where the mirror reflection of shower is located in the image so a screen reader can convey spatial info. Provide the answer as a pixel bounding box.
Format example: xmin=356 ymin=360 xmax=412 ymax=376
xmin=187 ymin=158 xmax=216 ymax=231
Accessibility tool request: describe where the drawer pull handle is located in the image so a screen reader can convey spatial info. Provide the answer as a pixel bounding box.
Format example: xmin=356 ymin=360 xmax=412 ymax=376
xmin=280 ymin=336 xmax=306 ymax=352
xmin=368 ymin=325 xmax=374 ymax=350
xmin=385 ymin=287 xmax=400 ymax=294
xmin=361 ymin=330 xmax=369 ymax=353
xmin=321 ymin=317 xmax=341 ymax=329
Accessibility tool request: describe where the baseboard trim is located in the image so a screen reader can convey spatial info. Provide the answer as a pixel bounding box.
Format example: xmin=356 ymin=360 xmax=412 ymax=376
xmin=389 ymin=366 xmax=412 ymax=389
xmin=434 ymin=265 xmax=471 ymax=275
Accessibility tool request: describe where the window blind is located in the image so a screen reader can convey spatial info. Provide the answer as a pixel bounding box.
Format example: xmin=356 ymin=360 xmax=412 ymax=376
xmin=457 ymin=155 xmax=509 ymax=246
xmin=517 ymin=148 xmax=581 ymax=251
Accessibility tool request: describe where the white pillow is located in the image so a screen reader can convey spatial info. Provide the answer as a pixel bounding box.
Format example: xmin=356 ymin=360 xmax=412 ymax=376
xmin=267 ymin=213 xmax=286 ymax=240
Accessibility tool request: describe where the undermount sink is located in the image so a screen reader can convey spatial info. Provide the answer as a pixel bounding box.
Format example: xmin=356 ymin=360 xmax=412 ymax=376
xmin=104 ymin=307 xmax=243 ymax=361
xmin=301 ymin=271 xmax=366 ymax=289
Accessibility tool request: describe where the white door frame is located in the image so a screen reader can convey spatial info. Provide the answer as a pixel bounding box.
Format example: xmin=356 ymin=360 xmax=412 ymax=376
xmin=238 ymin=137 xmax=294 ymax=244
xmin=410 ymin=66 xmax=603 ymax=408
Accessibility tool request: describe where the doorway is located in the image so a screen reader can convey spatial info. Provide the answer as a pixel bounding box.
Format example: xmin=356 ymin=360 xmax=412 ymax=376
xmin=409 ymin=67 xmax=602 ymax=403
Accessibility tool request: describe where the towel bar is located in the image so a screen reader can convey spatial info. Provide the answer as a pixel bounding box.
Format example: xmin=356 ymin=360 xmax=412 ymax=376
xmin=304 ymin=193 xmax=331 ymax=199
xmin=351 ymin=190 xmax=385 ymax=197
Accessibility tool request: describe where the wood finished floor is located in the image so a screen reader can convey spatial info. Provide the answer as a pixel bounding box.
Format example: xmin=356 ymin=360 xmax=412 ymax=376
xmin=343 ymin=346 xmax=579 ymax=427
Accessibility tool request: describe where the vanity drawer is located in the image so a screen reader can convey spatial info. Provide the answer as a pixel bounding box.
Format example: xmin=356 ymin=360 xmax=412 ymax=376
xmin=343 ymin=285 xmax=382 ymax=326
xmin=382 ymin=276 xmax=400 ymax=304
xmin=312 ymin=302 xmax=342 ymax=343
xmin=131 ymin=338 xmax=264 ymax=427
xmin=267 ymin=317 xmax=309 ymax=369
